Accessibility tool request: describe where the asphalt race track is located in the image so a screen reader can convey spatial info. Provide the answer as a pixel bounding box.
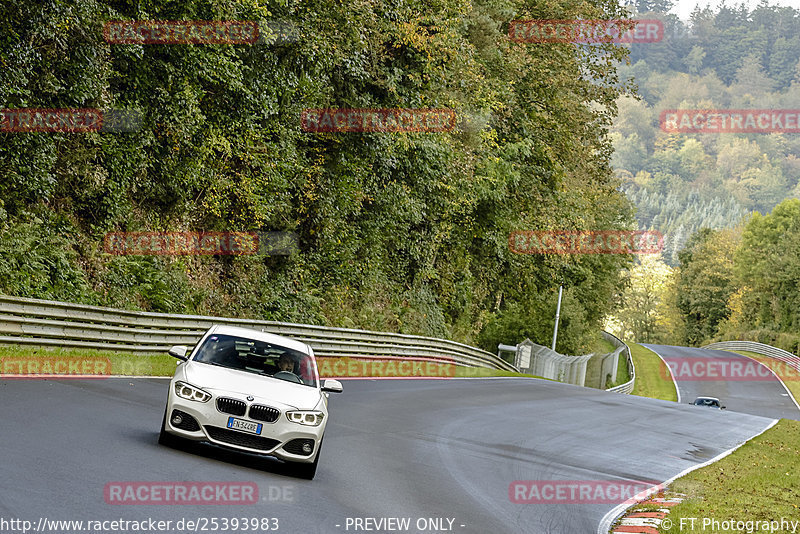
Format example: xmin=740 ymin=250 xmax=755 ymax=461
xmin=643 ymin=344 xmax=800 ymax=420
xmin=0 ymin=375 xmax=779 ymax=534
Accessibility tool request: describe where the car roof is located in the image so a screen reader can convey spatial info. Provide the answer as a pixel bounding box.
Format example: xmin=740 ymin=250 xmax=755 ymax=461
xmin=695 ymin=396 xmax=720 ymax=402
xmin=205 ymin=324 xmax=311 ymax=355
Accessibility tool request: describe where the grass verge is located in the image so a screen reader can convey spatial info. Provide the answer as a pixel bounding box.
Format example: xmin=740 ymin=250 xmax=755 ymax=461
xmin=595 ymin=337 xmax=616 ymax=354
xmin=658 ymin=418 xmax=800 ymax=533
xmin=0 ymin=344 xmax=543 ymax=380
xmin=629 ymin=342 xmax=678 ymax=402
xmin=0 ymin=344 xmax=176 ymax=376
xmin=604 ymin=351 xmax=631 ymax=390
xmin=615 ymin=350 xmax=630 ymax=385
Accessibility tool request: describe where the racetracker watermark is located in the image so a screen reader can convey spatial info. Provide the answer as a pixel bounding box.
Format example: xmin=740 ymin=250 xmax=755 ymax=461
xmin=509 ymin=230 xmax=663 ymax=254
xmin=508 ymin=19 xmax=663 ymax=43
xmin=661 ymin=357 xmax=800 ymax=381
xmin=103 ymin=20 xmax=298 ymax=45
xmin=111 ymin=360 xmax=154 ymax=376
xmin=301 ymin=108 xmax=456 ymax=133
xmin=0 ymin=108 xmax=142 ymax=133
xmin=509 ymin=480 xmax=662 ymax=504
xmin=104 ymin=21 xmax=257 ymax=44
xmin=0 ymin=517 xmax=280 ymax=533
xmin=104 ymin=482 xmax=258 ymax=505
xmin=660 ymin=109 xmax=800 ymax=134
xmin=103 ymin=232 xmax=259 ymax=256
xmin=317 ymin=357 xmax=456 ymax=379
xmin=0 ymin=357 xmax=111 ymax=378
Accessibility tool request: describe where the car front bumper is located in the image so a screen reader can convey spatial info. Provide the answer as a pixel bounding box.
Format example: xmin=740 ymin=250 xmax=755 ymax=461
xmin=164 ymin=393 xmax=325 ymax=464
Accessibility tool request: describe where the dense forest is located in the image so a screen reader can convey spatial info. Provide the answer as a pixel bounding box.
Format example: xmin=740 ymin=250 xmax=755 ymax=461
xmin=0 ymin=0 xmax=639 ymax=355
xmin=609 ymin=197 xmax=800 ymax=353
xmin=613 ymin=2 xmax=800 ymax=265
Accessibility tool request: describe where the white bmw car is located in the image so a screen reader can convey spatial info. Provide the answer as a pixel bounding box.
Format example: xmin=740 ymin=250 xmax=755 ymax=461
xmin=159 ymin=325 xmax=342 ymax=479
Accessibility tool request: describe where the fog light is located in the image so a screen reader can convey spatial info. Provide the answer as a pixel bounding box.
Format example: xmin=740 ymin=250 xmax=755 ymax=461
xmin=171 ymin=414 xmax=183 ymax=425
xmin=302 ymin=442 xmax=313 ymax=454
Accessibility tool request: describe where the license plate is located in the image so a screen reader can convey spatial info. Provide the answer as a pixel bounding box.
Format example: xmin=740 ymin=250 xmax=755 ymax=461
xmin=227 ymin=417 xmax=262 ymax=435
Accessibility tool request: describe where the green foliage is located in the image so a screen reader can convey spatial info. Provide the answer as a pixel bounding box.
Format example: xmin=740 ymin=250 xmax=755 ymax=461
xmin=730 ymin=199 xmax=800 ymax=334
xmin=0 ymin=0 xmax=637 ymax=354
xmin=477 ymin=286 xmax=601 ymax=355
xmin=606 ymin=254 xmax=675 ymax=343
xmin=662 ymin=199 xmax=800 ymax=351
xmin=675 ymin=227 xmax=739 ymax=345
xmin=613 ymin=4 xmax=800 ymax=265
xmin=622 ymin=185 xmax=746 ymax=265
xmin=0 ymin=222 xmax=93 ymax=302
xmin=102 ymin=256 xmax=193 ymax=313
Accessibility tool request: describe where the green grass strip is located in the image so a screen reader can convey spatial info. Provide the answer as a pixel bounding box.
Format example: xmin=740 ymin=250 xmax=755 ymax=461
xmin=630 ymin=342 xmax=678 ymax=402
xmin=660 ymin=419 xmax=800 ymax=533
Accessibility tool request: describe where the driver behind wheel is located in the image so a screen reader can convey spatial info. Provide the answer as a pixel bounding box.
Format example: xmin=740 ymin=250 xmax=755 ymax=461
xmin=277 ymin=353 xmax=296 ymax=373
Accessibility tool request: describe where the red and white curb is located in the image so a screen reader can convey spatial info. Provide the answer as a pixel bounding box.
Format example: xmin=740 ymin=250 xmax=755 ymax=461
xmin=611 ymin=493 xmax=685 ymax=533
xmin=598 ymin=419 xmax=778 ymax=534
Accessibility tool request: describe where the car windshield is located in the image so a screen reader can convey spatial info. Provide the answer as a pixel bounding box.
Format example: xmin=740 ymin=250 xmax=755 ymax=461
xmin=192 ymin=333 xmax=318 ymax=388
xmin=694 ymin=398 xmax=719 ymax=407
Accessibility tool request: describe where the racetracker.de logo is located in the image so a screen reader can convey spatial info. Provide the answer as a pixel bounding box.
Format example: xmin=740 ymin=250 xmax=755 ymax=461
xmin=103 ymin=232 xmax=259 ymax=256
xmin=661 ymin=357 xmax=800 ymax=381
xmin=508 ymin=19 xmax=663 ymax=43
xmin=103 ymin=20 xmax=259 ymax=44
xmin=317 ymin=357 xmax=456 ymax=379
xmin=510 ymin=480 xmax=661 ymax=504
xmin=0 ymin=108 xmax=142 ymax=133
xmin=660 ymin=109 xmax=800 ymax=134
xmin=508 ymin=230 xmax=663 ymax=254
xmin=301 ymin=108 xmax=456 ymax=133
xmin=104 ymin=482 xmax=258 ymax=505
xmin=0 ymin=357 xmax=111 ymax=378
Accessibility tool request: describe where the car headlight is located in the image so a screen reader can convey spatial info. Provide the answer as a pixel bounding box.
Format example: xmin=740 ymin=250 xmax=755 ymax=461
xmin=286 ymin=410 xmax=324 ymax=426
xmin=174 ymin=381 xmax=211 ymax=403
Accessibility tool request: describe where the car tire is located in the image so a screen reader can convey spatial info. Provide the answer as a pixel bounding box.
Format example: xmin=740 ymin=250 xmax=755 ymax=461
xmin=295 ymin=440 xmax=321 ymax=480
xmin=158 ymin=408 xmax=181 ymax=447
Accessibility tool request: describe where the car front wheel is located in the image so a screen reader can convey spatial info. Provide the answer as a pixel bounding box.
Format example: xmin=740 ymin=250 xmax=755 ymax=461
xmin=158 ymin=408 xmax=182 ymax=447
xmin=294 ymin=441 xmax=321 ymax=480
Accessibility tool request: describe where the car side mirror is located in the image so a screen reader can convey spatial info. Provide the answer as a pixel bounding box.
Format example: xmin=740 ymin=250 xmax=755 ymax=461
xmin=321 ymin=379 xmax=343 ymax=393
xmin=168 ymin=345 xmax=189 ymax=360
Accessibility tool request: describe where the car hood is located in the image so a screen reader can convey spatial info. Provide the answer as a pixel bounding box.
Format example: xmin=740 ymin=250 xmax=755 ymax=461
xmin=180 ymin=361 xmax=322 ymax=411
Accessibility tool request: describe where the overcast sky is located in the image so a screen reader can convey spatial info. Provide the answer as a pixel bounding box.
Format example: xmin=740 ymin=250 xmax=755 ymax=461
xmin=669 ymin=0 xmax=800 ymax=20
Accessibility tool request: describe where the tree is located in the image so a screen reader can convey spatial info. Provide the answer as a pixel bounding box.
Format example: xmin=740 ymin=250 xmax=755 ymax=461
xmin=675 ymin=227 xmax=739 ymax=345
xmin=729 ymin=54 xmax=776 ymax=101
xmin=610 ymin=254 xmax=675 ymax=343
xmin=768 ymin=37 xmax=800 ymax=89
xmin=611 ymin=133 xmax=648 ymax=173
xmin=735 ymin=199 xmax=800 ymax=331
xmin=0 ymin=0 xmax=639 ymax=355
xmin=686 ymin=46 xmax=706 ymax=75
xmin=635 ymin=0 xmax=674 ymax=14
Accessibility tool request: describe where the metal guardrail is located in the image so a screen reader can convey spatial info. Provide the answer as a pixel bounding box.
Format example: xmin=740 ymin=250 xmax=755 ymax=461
xmin=511 ymin=339 xmax=593 ymax=386
xmin=602 ymin=331 xmax=635 ymax=394
xmin=702 ymin=340 xmax=800 ymax=373
xmin=0 ymin=295 xmax=517 ymax=371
